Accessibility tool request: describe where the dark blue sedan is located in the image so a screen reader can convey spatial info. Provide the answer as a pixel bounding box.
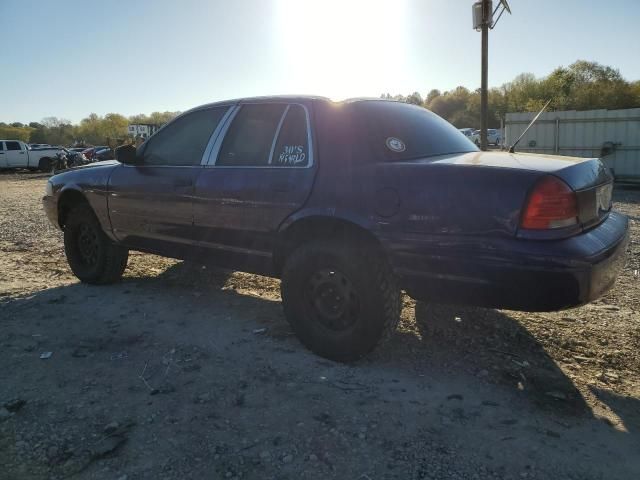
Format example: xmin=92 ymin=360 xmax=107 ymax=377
xmin=42 ymin=96 xmax=629 ymax=361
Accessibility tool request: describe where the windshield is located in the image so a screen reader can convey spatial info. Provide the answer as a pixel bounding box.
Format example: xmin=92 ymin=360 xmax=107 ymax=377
xmin=353 ymin=101 xmax=478 ymax=161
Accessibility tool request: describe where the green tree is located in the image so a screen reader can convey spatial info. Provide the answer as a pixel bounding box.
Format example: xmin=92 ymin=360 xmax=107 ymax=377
xmin=425 ymin=89 xmax=441 ymax=105
xmin=406 ymin=92 xmax=423 ymax=106
xmin=2 ymin=61 xmax=638 ymax=146
xmin=0 ymin=125 xmax=33 ymax=142
xmin=76 ymin=113 xmax=103 ymax=145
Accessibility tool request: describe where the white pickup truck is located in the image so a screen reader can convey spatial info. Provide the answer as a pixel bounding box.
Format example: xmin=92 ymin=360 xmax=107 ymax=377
xmin=0 ymin=140 xmax=63 ymax=171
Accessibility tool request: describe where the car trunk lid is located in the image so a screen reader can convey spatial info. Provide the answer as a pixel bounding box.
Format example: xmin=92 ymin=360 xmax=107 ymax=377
xmin=441 ymin=151 xmax=614 ymax=232
xmin=383 ymin=151 xmax=613 ymax=237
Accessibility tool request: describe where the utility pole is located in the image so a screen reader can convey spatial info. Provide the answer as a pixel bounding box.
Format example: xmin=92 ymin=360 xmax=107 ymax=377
xmin=480 ymin=0 xmax=490 ymax=151
xmin=472 ymin=0 xmax=511 ymax=151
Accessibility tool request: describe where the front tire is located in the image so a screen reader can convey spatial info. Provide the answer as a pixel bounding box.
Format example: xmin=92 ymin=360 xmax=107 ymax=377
xmin=64 ymin=205 xmax=128 ymax=284
xmin=281 ymin=238 xmax=401 ymax=362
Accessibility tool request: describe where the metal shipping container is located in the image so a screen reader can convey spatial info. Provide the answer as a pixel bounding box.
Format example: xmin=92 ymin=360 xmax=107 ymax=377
xmin=504 ymin=108 xmax=640 ymax=182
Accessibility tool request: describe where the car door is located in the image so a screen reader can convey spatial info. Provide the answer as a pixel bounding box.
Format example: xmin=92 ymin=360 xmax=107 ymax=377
xmin=5 ymin=141 xmax=27 ymax=167
xmin=192 ymin=102 xmax=316 ymax=272
xmin=108 ymin=106 xmax=231 ymax=257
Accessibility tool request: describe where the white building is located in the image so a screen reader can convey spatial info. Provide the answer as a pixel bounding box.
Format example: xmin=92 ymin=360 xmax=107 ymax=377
xmin=128 ymin=123 xmax=160 ymax=139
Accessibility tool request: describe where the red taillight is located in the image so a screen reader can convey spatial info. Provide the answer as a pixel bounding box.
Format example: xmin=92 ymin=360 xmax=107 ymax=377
xmin=520 ymin=176 xmax=578 ymax=230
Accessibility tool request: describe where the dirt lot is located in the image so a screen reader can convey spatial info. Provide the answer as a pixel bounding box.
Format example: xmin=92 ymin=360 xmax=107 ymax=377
xmin=1 ymin=172 xmax=639 ymax=480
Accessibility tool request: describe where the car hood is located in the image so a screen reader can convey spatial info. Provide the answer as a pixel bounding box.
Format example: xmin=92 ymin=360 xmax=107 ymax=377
xmin=69 ymin=159 xmax=120 ymax=171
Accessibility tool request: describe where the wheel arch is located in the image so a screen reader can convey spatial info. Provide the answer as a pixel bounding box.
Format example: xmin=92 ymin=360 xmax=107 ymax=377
xmin=38 ymin=157 xmax=53 ymax=170
xmin=273 ymin=212 xmax=386 ymax=275
xmin=57 ymin=188 xmax=90 ymax=229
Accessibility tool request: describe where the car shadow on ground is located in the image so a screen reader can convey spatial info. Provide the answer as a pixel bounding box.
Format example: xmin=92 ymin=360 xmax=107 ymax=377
xmin=382 ymin=302 xmax=590 ymax=416
xmin=590 ymin=387 xmax=640 ymax=433
xmin=130 ymin=262 xmax=591 ymax=417
xmin=0 ymin=261 xmax=592 ymax=420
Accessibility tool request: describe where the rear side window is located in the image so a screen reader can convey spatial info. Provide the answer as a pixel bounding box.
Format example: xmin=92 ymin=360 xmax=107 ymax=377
xmin=0 ymin=142 xmax=4 ymax=151
xmin=6 ymin=141 xmax=21 ymax=151
xmin=217 ymin=104 xmax=286 ymax=166
xmin=353 ymin=101 xmax=478 ymax=161
xmin=271 ymin=105 xmax=310 ymax=167
xmin=142 ymin=107 xmax=228 ymax=166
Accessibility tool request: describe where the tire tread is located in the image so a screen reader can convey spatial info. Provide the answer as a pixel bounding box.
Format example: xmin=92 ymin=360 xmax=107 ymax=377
xmin=281 ymin=237 xmax=400 ymax=361
xmin=64 ymin=204 xmax=128 ymax=284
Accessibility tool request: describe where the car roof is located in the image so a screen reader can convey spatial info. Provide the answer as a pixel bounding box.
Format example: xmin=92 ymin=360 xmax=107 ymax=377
xmin=195 ymin=95 xmax=328 ymax=109
xmin=188 ymin=95 xmax=402 ymax=113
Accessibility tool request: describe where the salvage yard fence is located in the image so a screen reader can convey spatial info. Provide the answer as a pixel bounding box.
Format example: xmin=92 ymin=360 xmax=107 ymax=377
xmin=504 ymin=108 xmax=640 ymax=182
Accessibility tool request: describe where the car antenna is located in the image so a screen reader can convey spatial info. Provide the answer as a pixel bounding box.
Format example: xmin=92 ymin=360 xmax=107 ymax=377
xmin=508 ymin=99 xmax=552 ymax=153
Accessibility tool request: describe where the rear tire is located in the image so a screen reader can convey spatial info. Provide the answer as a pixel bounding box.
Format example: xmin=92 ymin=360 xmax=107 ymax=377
xmin=38 ymin=158 xmax=51 ymax=172
xmin=281 ymin=238 xmax=400 ymax=362
xmin=64 ymin=205 xmax=128 ymax=284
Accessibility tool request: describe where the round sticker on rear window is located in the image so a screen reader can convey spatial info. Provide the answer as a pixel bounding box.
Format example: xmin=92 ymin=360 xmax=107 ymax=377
xmin=385 ymin=137 xmax=406 ymax=153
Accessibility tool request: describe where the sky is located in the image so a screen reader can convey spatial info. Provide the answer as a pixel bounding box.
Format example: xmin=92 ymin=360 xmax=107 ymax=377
xmin=1 ymin=0 xmax=639 ymax=123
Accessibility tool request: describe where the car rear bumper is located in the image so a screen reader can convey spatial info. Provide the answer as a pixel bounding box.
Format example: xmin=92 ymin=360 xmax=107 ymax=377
xmin=383 ymin=212 xmax=629 ymax=311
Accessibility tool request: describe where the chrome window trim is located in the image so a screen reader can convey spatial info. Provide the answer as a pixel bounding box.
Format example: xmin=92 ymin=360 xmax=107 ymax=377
xmin=124 ymin=105 xmax=235 ymax=169
xmin=207 ymin=102 xmax=314 ymax=169
xmin=204 ymin=105 xmax=241 ymax=166
xmin=199 ymin=106 xmax=236 ymax=166
xmin=268 ymin=105 xmax=290 ymax=165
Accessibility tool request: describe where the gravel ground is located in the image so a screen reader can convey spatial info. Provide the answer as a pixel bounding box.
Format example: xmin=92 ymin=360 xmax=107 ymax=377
xmin=0 ymin=171 xmax=639 ymax=480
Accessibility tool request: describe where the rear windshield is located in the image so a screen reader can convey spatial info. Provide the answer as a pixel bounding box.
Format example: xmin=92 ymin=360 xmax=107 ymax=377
xmin=353 ymin=101 xmax=478 ymax=161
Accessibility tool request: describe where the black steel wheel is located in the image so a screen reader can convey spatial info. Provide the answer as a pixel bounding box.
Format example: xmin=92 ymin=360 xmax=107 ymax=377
xmin=281 ymin=238 xmax=400 ymax=362
xmin=64 ymin=204 xmax=128 ymax=284
xmin=304 ymin=268 xmax=360 ymax=332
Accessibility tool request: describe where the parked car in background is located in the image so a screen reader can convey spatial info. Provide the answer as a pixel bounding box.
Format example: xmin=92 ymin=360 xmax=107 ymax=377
xmin=81 ymin=146 xmax=109 ymax=162
xmin=60 ymin=148 xmax=88 ymax=168
xmin=458 ymin=128 xmax=475 ymax=138
xmin=42 ymin=97 xmax=629 ymax=362
xmin=29 ymin=143 xmax=52 ymax=149
xmin=470 ymin=128 xmax=502 ymax=146
xmin=0 ymin=140 xmax=63 ymax=171
xmin=94 ymin=147 xmax=115 ymax=161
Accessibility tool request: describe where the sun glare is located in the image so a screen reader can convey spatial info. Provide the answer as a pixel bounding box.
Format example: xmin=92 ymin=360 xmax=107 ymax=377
xmin=275 ymin=0 xmax=408 ymax=100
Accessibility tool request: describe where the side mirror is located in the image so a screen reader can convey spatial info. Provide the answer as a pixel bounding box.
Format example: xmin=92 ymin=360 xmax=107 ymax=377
xmin=115 ymin=145 xmax=141 ymax=165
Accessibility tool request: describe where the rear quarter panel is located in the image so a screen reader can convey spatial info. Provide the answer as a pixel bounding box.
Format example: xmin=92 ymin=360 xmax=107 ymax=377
xmin=295 ymin=101 xmax=544 ymax=241
xmin=284 ymin=100 xmax=380 ymax=231
xmin=369 ymin=162 xmax=541 ymax=238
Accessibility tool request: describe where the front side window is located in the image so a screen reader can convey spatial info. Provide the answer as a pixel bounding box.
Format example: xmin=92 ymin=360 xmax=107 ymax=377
xmin=271 ymin=105 xmax=310 ymax=167
xmin=217 ymin=103 xmax=286 ymax=166
xmin=6 ymin=141 xmax=21 ymax=151
xmin=142 ymin=107 xmax=228 ymax=166
xmin=0 ymin=142 xmax=4 ymax=151
xmin=353 ymin=101 xmax=478 ymax=161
